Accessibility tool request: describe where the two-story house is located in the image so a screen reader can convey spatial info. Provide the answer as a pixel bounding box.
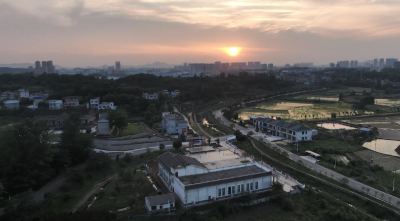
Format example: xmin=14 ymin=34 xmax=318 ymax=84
xmin=98 ymin=102 xmax=116 ymax=110
xmin=161 ymin=112 xmax=188 ymax=136
xmin=48 ymin=100 xmax=64 ymax=110
xmin=143 ymin=93 xmax=159 ymax=100
xmin=90 ymin=97 xmax=100 ymax=108
xmin=18 ymin=89 xmax=29 ymax=98
xmin=250 ymin=116 xmax=314 ymax=142
xmin=63 ymin=96 xmax=82 ymax=107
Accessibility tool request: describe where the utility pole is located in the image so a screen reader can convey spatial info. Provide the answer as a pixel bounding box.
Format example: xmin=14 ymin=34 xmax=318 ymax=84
xmin=394 ymin=178 xmax=395 ymax=192
xmin=334 ymin=157 xmax=336 ymax=169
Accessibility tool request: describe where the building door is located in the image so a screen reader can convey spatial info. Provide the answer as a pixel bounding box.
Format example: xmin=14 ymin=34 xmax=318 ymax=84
xmin=228 ymin=186 xmax=231 ymax=195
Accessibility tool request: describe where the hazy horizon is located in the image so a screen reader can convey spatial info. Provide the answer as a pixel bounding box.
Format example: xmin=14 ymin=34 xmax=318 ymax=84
xmin=1 ymin=0 xmax=400 ymax=67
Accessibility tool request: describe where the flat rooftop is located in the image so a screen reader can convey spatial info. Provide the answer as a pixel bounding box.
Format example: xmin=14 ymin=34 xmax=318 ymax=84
xmin=187 ymin=149 xmax=241 ymax=166
xmin=179 ymin=165 xmax=271 ymax=190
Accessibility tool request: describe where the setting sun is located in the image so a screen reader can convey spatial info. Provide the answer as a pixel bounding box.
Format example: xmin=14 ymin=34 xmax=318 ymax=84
xmin=228 ymin=47 xmax=240 ymax=56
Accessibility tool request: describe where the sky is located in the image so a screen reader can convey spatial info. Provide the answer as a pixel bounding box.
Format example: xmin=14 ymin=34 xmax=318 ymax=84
xmin=1 ymin=0 xmax=400 ymax=67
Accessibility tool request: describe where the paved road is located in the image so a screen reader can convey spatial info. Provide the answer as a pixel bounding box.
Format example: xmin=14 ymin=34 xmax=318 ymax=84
xmin=214 ymin=109 xmax=400 ymax=208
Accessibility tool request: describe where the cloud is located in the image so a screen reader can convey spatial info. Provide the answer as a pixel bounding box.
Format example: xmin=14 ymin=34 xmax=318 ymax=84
xmin=3 ymin=0 xmax=400 ymax=38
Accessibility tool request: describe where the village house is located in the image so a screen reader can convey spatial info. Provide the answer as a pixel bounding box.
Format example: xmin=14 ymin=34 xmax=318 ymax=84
xmin=29 ymin=92 xmax=49 ymax=101
xmin=250 ymin=116 xmax=315 ymax=142
xmin=143 ymin=92 xmax=159 ymax=100
xmin=18 ymin=89 xmax=29 ymax=98
xmin=90 ymin=97 xmax=100 ymax=108
xmin=48 ymin=100 xmax=63 ymax=110
xmin=34 ymin=109 xmax=92 ymax=130
xmin=0 ymin=91 xmax=15 ymax=101
xmin=63 ymin=96 xmax=82 ymax=107
xmin=161 ymin=112 xmax=188 ymax=137
xmin=170 ymin=90 xmax=180 ymax=98
xmin=145 ymin=193 xmax=175 ymax=213
xmin=98 ymin=102 xmax=116 ymax=110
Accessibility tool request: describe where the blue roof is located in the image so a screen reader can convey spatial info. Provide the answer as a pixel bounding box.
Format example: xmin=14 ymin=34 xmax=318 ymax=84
xmin=33 ymin=96 xmax=43 ymax=99
xmin=358 ymin=127 xmax=371 ymax=132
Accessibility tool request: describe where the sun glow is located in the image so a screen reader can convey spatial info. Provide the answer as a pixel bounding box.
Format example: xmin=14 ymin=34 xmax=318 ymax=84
xmin=228 ymin=47 xmax=240 ymax=56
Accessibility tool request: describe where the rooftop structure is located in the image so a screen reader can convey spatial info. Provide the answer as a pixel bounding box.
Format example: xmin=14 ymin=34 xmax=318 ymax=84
xmin=145 ymin=193 xmax=175 ymax=213
xmin=143 ymin=92 xmax=158 ymax=100
xmin=3 ymin=100 xmax=19 ymax=109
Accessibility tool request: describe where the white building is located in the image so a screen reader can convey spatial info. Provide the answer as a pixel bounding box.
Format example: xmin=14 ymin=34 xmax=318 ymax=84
xmin=90 ymin=97 xmax=100 ymax=109
xmin=161 ymin=112 xmax=188 ymax=136
xmin=18 ymin=89 xmax=29 ymax=98
xmin=98 ymin=102 xmax=116 ymax=110
xmin=63 ymin=96 xmax=81 ymax=107
xmin=48 ymin=100 xmax=63 ymax=110
xmin=250 ymin=116 xmax=314 ymax=142
xmin=3 ymin=100 xmax=19 ymax=109
xmin=145 ymin=193 xmax=175 ymax=213
xmin=143 ymin=93 xmax=159 ymax=100
xmin=170 ymin=90 xmax=180 ymax=98
xmin=158 ymin=152 xmax=272 ymax=207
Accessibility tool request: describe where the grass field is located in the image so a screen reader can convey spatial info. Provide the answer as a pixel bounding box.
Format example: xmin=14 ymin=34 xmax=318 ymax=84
xmin=87 ymin=171 xmax=156 ymax=217
xmin=238 ymin=100 xmax=354 ymax=120
xmin=120 ymin=123 xmax=144 ymax=136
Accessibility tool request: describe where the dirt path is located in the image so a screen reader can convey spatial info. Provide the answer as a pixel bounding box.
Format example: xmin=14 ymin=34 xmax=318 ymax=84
xmin=194 ymin=112 xmax=214 ymax=139
xmin=70 ymin=174 xmax=118 ymax=213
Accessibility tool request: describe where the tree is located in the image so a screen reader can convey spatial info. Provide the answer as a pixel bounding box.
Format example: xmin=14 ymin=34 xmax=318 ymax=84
xmin=234 ymin=130 xmax=242 ymax=139
xmin=173 ymin=140 xmax=182 ymax=150
xmin=108 ymin=110 xmax=128 ymax=135
xmin=340 ymin=177 xmax=349 ymax=185
xmin=0 ymin=120 xmax=55 ymax=193
xmin=159 ymin=143 xmax=165 ymax=150
xmin=234 ymin=113 xmax=239 ymax=120
xmin=331 ymin=113 xmax=337 ymax=119
xmin=60 ymin=113 xmax=94 ymax=165
xmin=180 ymin=133 xmax=186 ymax=142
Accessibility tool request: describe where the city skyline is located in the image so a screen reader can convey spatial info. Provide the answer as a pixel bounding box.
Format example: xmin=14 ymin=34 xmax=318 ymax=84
xmin=1 ymin=0 xmax=400 ymax=67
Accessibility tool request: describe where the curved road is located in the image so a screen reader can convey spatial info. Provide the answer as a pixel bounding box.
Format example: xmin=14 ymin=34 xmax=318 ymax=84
xmin=213 ymin=108 xmax=400 ymax=208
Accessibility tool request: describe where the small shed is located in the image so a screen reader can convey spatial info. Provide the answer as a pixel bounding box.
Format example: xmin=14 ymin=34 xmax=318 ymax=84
xmin=97 ymin=119 xmax=110 ymax=135
xmin=145 ymin=193 xmax=175 ymax=213
xmin=4 ymin=100 xmax=19 ymax=109
xmin=305 ymin=150 xmax=321 ymax=158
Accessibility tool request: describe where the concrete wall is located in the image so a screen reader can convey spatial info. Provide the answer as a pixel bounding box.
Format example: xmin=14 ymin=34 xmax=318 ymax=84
xmin=171 ymin=165 xmax=208 ymax=177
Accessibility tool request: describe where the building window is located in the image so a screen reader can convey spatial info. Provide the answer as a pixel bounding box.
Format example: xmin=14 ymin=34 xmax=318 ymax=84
xmin=159 ymin=205 xmax=163 ymax=209
xmin=170 ymin=203 xmax=174 ymax=208
xmin=246 ymin=183 xmax=249 ymax=192
xmin=222 ymin=188 xmax=225 ymax=196
xmin=250 ymin=183 xmax=253 ymax=191
xmin=302 ymin=131 xmax=304 ymax=134
xmin=237 ymin=185 xmax=241 ymax=193
xmin=218 ymin=188 xmax=221 ymax=197
xmin=241 ymin=184 xmax=244 ymax=193
xmin=232 ymin=186 xmax=235 ymax=194
xmin=151 ymin=206 xmax=156 ymax=210
xmin=255 ymin=182 xmax=259 ymax=189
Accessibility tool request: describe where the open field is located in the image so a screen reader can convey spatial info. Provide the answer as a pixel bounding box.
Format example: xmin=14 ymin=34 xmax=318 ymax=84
xmin=87 ymin=170 xmax=156 ymax=218
xmin=354 ymin=150 xmax=400 ymax=172
xmin=238 ymin=100 xmax=354 ymax=121
xmin=120 ymin=123 xmax=144 ymax=136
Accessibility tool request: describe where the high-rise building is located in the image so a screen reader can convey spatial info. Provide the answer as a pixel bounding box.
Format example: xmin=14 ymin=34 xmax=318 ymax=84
xmin=268 ymin=63 xmax=273 ymax=70
xmin=374 ymin=59 xmax=378 ymax=67
xmin=214 ymin=61 xmax=221 ymax=70
xmin=42 ymin=61 xmax=48 ymax=72
xmin=355 ymin=60 xmax=358 ymax=67
xmin=329 ymin=63 xmax=335 ymax=68
xmin=262 ymin=64 xmax=268 ymax=70
xmin=394 ymin=61 xmax=400 ymax=69
xmin=386 ymin=58 xmax=398 ymax=68
xmin=115 ymin=61 xmax=121 ymax=71
xmin=47 ymin=61 xmax=55 ymax=73
xmin=221 ymin=63 xmax=230 ymax=71
xmin=35 ymin=61 xmax=41 ymax=69
xmin=379 ymin=58 xmax=385 ymax=67
xmin=350 ymin=60 xmax=354 ymax=68
xmin=247 ymin=62 xmax=254 ymax=69
xmin=255 ymin=61 xmax=261 ymax=69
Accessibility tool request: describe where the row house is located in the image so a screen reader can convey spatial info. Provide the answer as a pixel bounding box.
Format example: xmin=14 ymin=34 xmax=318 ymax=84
xmin=48 ymin=100 xmax=63 ymax=110
xmin=63 ymin=96 xmax=82 ymax=107
xmin=250 ymin=116 xmax=314 ymax=142
xmin=0 ymin=91 xmax=15 ymax=101
xmin=98 ymin=102 xmax=116 ymax=110
xmin=143 ymin=92 xmax=159 ymax=100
